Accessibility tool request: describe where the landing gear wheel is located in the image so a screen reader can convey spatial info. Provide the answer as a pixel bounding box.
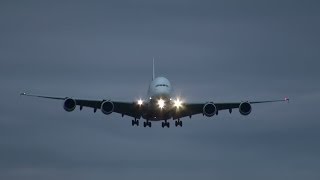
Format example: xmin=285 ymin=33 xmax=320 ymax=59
xmin=148 ymin=121 xmax=152 ymax=127
xmin=132 ymin=120 xmax=139 ymax=126
xmin=143 ymin=122 xmax=147 ymax=127
xmin=162 ymin=122 xmax=170 ymax=128
xmin=179 ymin=121 xmax=183 ymax=127
xmin=175 ymin=121 xmax=178 ymax=127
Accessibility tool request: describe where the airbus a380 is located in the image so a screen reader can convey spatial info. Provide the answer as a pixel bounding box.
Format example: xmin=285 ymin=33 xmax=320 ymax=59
xmin=21 ymin=60 xmax=289 ymax=128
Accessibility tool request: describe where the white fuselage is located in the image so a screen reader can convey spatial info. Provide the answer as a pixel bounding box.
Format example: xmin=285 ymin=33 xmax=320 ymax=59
xmin=148 ymin=77 xmax=173 ymax=99
xmin=143 ymin=77 xmax=173 ymax=120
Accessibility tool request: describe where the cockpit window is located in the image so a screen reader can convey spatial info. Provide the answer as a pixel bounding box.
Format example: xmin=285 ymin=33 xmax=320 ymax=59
xmin=155 ymin=84 xmax=169 ymax=87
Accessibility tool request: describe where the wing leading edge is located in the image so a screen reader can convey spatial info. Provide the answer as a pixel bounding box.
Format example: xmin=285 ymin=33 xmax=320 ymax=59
xmin=172 ymin=98 xmax=289 ymax=120
xmin=20 ymin=93 xmax=142 ymax=119
xmin=20 ymin=92 xmax=289 ymax=120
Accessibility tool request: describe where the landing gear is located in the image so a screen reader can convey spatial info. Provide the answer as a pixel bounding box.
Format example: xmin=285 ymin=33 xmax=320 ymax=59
xmin=175 ymin=120 xmax=183 ymax=127
xmin=161 ymin=121 xmax=170 ymax=128
xmin=143 ymin=121 xmax=152 ymax=128
xmin=132 ymin=119 xmax=139 ymax=126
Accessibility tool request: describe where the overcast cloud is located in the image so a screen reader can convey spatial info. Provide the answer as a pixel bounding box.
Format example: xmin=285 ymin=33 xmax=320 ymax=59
xmin=0 ymin=0 xmax=320 ymax=179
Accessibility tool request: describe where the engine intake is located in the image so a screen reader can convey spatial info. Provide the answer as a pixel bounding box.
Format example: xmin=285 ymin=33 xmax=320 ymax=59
xmin=203 ymin=102 xmax=217 ymax=117
xmin=64 ymin=98 xmax=76 ymax=112
xmin=239 ymin=102 xmax=252 ymax=116
xmin=101 ymin=101 xmax=114 ymax=115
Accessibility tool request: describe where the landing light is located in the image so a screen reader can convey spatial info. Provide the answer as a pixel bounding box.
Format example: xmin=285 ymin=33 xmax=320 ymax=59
xmin=137 ymin=99 xmax=143 ymax=106
xmin=158 ymin=99 xmax=165 ymax=109
xmin=174 ymin=98 xmax=183 ymax=108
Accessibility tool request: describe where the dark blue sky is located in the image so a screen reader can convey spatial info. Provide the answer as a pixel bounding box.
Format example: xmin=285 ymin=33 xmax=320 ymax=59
xmin=1 ymin=0 xmax=319 ymax=179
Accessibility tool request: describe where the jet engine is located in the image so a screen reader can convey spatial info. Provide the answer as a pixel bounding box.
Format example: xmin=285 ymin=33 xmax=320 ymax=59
xmin=239 ymin=102 xmax=252 ymax=116
xmin=203 ymin=102 xmax=217 ymax=117
xmin=63 ymin=98 xmax=76 ymax=112
xmin=101 ymin=101 xmax=114 ymax=115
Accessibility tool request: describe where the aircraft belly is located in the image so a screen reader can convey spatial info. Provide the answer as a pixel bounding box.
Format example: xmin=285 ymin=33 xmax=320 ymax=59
xmin=141 ymin=99 xmax=174 ymax=120
xmin=142 ymin=109 xmax=172 ymax=121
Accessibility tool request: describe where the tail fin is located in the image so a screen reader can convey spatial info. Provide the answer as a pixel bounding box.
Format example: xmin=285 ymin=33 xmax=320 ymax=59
xmin=152 ymin=57 xmax=155 ymax=80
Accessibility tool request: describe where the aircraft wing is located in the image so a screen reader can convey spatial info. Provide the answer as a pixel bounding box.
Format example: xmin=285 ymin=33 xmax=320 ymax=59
xmin=20 ymin=93 xmax=142 ymax=119
xmin=172 ymin=98 xmax=289 ymax=120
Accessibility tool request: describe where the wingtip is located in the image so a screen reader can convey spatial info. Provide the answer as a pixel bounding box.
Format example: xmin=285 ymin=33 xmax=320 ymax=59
xmin=285 ymin=97 xmax=289 ymax=102
xmin=20 ymin=92 xmax=27 ymax=96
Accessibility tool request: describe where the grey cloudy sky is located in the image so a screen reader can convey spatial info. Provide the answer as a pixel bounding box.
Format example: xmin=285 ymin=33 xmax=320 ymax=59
xmin=1 ymin=0 xmax=320 ymax=179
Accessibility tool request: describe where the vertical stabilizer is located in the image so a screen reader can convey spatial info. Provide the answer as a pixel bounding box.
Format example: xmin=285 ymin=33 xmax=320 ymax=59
xmin=152 ymin=57 xmax=155 ymax=80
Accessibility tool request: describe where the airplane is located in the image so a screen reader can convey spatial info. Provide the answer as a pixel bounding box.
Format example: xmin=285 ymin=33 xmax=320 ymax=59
xmin=20 ymin=60 xmax=289 ymax=128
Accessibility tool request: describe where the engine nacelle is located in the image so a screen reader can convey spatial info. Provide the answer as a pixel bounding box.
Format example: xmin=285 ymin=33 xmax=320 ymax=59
xmin=101 ymin=101 xmax=114 ymax=115
xmin=239 ymin=102 xmax=252 ymax=116
xmin=63 ymin=98 xmax=76 ymax=112
xmin=203 ymin=102 xmax=217 ymax=117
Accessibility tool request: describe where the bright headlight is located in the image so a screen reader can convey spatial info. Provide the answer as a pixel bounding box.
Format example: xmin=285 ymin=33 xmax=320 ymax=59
xmin=158 ymin=99 xmax=165 ymax=109
xmin=174 ymin=98 xmax=183 ymax=108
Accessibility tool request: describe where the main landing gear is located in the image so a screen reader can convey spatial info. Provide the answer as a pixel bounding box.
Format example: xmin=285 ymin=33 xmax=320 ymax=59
xmin=132 ymin=119 xmax=139 ymax=126
xmin=161 ymin=121 xmax=170 ymax=128
xmin=132 ymin=119 xmax=181 ymax=128
xmin=143 ymin=121 xmax=152 ymax=128
xmin=175 ymin=120 xmax=183 ymax=127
